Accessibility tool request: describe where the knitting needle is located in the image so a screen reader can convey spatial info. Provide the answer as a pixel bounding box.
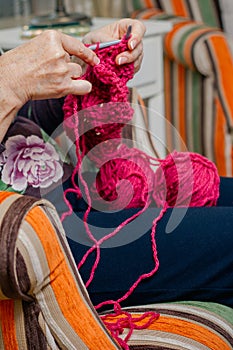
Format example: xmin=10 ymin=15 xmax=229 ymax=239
xmin=88 ymin=39 xmax=121 ymax=51
xmin=88 ymin=24 xmax=132 ymax=51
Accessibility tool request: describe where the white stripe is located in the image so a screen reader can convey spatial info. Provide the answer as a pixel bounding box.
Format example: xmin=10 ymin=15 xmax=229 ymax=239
xmin=18 ymin=226 xmax=88 ymax=350
xmin=127 ymin=330 xmax=209 ymax=350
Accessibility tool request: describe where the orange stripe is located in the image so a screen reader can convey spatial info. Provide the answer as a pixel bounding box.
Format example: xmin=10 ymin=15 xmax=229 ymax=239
xmin=209 ymin=35 xmax=233 ymax=123
xmin=171 ymin=0 xmax=188 ymax=16
xmin=0 ymin=300 xmax=18 ymax=349
xmin=144 ymin=0 xmax=154 ymax=8
xmin=209 ymin=35 xmax=233 ymax=176
xmin=105 ymin=314 xmax=231 ymax=350
xmin=140 ymin=8 xmax=163 ymax=19
xmin=214 ymin=98 xmax=227 ymax=176
xmin=148 ymin=316 xmax=231 ymax=350
xmin=0 ymin=191 xmax=15 ymax=204
xmin=164 ymin=21 xmax=193 ymax=60
xmin=178 ymin=64 xmax=186 ymax=150
xmin=25 ymin=206 xmax=116 ymax=350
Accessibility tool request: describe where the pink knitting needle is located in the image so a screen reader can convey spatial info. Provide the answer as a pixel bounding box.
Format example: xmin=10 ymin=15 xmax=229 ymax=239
xmin=88 ymin=24 xmax=132 ymax=51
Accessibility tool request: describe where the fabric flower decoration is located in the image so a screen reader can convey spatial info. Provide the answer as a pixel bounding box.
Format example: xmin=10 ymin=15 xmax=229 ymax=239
xmin=1 ymin=135 xmax=63 ymax=191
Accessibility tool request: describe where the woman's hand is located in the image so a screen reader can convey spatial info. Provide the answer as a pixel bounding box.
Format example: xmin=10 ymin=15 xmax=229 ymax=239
xmin=1 ymin=30 xmax=100 ymax=106
xmin=82 ymin=18 xmax=146 ymax=73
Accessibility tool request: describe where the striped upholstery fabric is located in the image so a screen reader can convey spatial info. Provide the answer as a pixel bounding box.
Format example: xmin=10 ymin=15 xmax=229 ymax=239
xmin=130 ymin=0 xmax=221 ymax=28
xmin=0 ymin=191 xmax=119 ymax=350
xmin=104 ymin=302 xmax=233 ymax=349
xmin=130 ymin=0 xmax=233 ymax=176
xmin=1 ymin=192 xmax=233 ymax=348
xmin=163 ymin=22 xmax=233 ymax=176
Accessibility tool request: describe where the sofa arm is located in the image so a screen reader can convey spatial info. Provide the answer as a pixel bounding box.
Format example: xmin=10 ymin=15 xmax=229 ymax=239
xmin=163 ymin=21 xmax=226 ymax=73
xmin=132 ymin=7 xmax=229 ymax=76
xmin=165 ymin=21 xmax=233 ymax=134
xmin=0 ymin=191 xmax=119 ymax=350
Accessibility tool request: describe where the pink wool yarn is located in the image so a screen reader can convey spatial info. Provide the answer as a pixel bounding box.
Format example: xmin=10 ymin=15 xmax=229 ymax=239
xmin=92 ymin=149 xmax=220 ymax=211
xmin=153 ymin=150 xmax=220 ymax=208
xmin=92 ymin=144 xmax=155 ymax=210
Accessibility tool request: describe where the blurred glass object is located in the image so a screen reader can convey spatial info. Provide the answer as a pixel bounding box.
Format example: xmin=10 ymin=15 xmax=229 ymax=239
xmin=21 ymin=0 xmax=92 ymax=38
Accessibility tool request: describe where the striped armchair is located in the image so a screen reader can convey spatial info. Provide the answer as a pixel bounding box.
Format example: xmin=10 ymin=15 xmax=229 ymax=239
xmin=130 ymin=0 xmax=233 ymax=176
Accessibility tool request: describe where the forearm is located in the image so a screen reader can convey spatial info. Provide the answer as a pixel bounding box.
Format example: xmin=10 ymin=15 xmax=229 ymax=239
xmin=0 ymin=50 xmax=26 ymax=142
xmin=0 ymin=85 xmax=22 ymax=142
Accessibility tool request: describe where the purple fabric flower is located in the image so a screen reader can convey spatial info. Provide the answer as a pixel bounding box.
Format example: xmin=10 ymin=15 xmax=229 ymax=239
xmin=1 ymin=135 xmax=63 ymax=191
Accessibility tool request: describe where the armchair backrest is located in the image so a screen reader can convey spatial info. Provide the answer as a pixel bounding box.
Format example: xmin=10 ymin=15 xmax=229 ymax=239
xmin=131 ymin=0 xmax=222 ymax=28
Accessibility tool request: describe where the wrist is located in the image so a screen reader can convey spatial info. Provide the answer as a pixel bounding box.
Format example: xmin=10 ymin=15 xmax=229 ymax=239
xmin=0 ymin=96 xmax=20 ymax=142
xmin=0 ymin=62 xmax=24 ymax=142
xmin=0 ymin=50 xmax=28 ymax=109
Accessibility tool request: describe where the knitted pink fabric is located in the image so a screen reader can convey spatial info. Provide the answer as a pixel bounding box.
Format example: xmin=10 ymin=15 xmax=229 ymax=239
xmin=63 ymin=35 xmax=134 ymax=164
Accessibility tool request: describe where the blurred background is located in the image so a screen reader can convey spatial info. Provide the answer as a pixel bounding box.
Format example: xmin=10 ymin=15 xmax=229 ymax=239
xmin=0 ymin=0 xmax=128 ymax=19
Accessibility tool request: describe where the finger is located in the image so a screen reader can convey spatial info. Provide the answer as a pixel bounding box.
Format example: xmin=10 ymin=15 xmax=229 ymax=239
xmin=64 ymin=52 xmax=71 ymax=63
xmin=83 ymin=32 xmax=114 ymax=45
xmin=68 ymin=79 xmax=92 ymax=95
xmin=125 ymin=21 xmax=146 ymax=51
xmin=60 ymin=33 xmax=100 ymax=66
xmin=68 ymin=62 xmax=83 ymax=79
xmin=116 ymin=42 xmax=143 ymax=65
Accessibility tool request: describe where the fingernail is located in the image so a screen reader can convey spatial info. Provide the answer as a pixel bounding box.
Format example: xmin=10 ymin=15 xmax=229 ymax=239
xmin=80 ymin=80 xmax=92 ymax=92
xmin=130 ymin=40 xmax=136 ymax=50
xmin=94 ymin=56 xmax=100 ymax=65
xmin=118 ymin=57 xmax=128 ymax=65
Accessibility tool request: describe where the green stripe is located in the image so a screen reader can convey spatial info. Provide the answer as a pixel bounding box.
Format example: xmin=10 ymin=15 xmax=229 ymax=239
xmin=176 ymin=24 xmax=207 ymax=66
xmin=197 ymin=0 xmax=220 ymax=27
xmin=155 ymin=14 xmax=181 ymax=20
xmin=175 ymin=301 xmax=233 ymax=326
xmin=132 ymin=0 xmax=145 ymax=10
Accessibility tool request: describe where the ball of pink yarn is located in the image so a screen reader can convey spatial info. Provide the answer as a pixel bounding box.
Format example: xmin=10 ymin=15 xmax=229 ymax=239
xmin=92 ymin=147 xmax=154 ymax=210
xmin=153 ymin=150 xmax=220 ymax=207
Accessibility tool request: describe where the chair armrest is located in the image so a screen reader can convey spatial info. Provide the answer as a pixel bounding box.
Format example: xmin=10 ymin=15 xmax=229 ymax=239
xmin=163 ymin=21 xmax=225 ymax=73
xmin=0 ymin=191 xmax=119 ymax=349
xmin=164 ymin=21 xmax=233 ymax=132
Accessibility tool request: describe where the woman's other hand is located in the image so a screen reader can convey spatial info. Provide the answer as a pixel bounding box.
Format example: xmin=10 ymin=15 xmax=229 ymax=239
xmin=83 ymin=18 xmax=146 ymax=73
